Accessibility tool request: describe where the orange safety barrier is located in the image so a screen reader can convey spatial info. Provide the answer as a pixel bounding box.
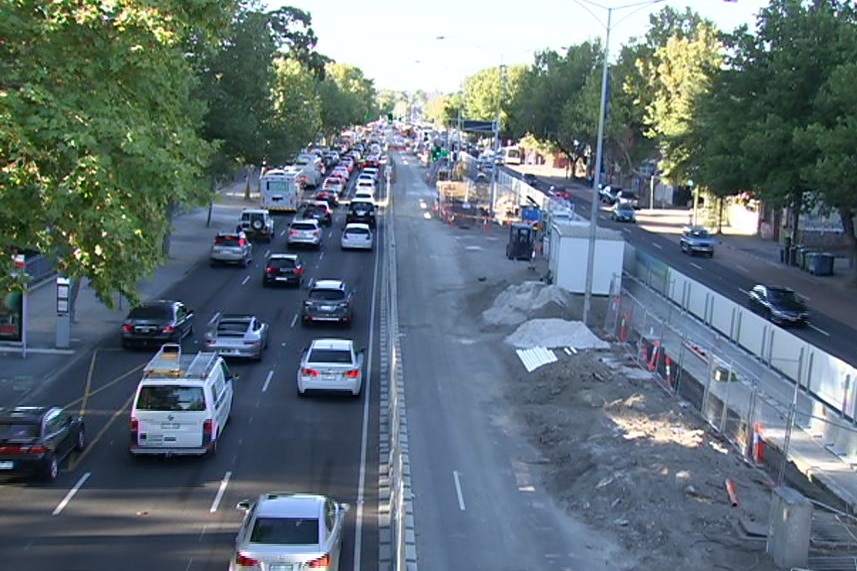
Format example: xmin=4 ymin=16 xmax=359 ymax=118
xmin=639 ymin=342 xmax=649 ymax=364
xmin=664 ymin=355 xmax=673 ymax=386
xmin=752 ymin=422 xmax=765 ymax=464
xmin=618 ymin=314 xmax=628 ymax=342
xmin=725 ymin=478 xmax=739 ymax=507
xmin=647 ymin=341 xmax=661 ymax=371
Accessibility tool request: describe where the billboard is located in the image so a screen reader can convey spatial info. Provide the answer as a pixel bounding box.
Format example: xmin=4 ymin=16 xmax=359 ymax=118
xmin=0 ymin=290 xmax=23 ymax=342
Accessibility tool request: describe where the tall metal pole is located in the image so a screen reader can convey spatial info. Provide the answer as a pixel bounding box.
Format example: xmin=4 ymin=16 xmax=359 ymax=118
xmin=490 ymin=64 xmax=506 ymax=218
xmin=582 ymin=7 xmax=613 ymax=327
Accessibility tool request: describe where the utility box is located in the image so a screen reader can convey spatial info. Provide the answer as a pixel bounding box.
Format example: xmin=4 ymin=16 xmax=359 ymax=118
xmin=767 ymin=486 xmax=812 ymax=568
xmin=546 ymin=222 xmax=624 ymax=295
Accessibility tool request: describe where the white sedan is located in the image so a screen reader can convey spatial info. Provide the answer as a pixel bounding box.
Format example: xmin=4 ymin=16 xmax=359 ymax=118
xmin=340 ymin=223 xmax=374 ymax=251
xmin=297 ymin=338 xmax=364 ymax=397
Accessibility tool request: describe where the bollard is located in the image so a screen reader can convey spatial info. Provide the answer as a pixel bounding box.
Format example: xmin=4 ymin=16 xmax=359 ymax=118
xmin=647 ymin=341 xmax=660 ymax=371
xmin=752 ymin=422 xmax=765 ymax=464
xmin=725 ymin=478 xmax=739 ymax=507
xmin=664 ymin=355 xmax=673 ymax=387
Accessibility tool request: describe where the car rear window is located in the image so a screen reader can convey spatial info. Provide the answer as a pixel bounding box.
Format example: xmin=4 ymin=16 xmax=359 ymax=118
xmin=217 ymin=320 xmax=249 ymax=335
xmin=268 ymin=258 xmax=296 ymax=269
xmin=214 ymin=236 xmax=242 ymax=246
xmin=0 ymin=422 xmax=39 ymax=439
xmin=309 ymin=289 xmax=345 ymax=301
xmin=345 ymin=227 xmax=369 ymax=236
xmin=350 ymin=202 xmax=374 ymax=213
xmin=250 ymin=517 xmax=319 ymax=545
xmin=291 ymin=222 xmax=317 ymax=231
xmin=128 ymin=306 xmax=171 ymax=320
xmin=308 ymin=348 xmax=352 ymax=363
xmin=136 ymin=386 xmax=206 ymax=412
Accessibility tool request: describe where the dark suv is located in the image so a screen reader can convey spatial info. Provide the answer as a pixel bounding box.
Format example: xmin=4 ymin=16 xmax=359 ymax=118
xmin=347 ymin=200 xmax=376 ymax=228
xmin=0 ymin=406 xmax=86 ymax=481
xmin=262 ymin=253 xmax=304 ymax=287
xmin=301 ymin=279 xmax=354 ymax=327
xmin=121 ymin=300 xmax=195 ymax=349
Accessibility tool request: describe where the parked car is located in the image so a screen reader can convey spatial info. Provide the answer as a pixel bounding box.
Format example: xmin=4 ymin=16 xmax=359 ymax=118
xmin=679 ymin=226 xmax=716 ymax=257
xmin=238 ymin=209 xmax=275 ymax=243
xmin=614 ymin=190 xmax=640 ymax=209
xmin=301 ymin=279 xmax=354 ymax=327
xmin=340 ymin=223 xmax=374 ymax=251
xmin=296 ymin=338 xmax=364 ymax=396
xmin=747 ymin=284 xmax=810 ymax=327
xmin=262 ymin=253 xmax=304 ymax=287
xmin=523 ymin=173 xmax=539 ymax=186
xmin=229 ymin=493 xmax=349 ymax=570
xmin=0 ymin=406 xmax=86 ymax=481
xmin=210 ymin=232 xmax=253 ymax=267
xmin=599 ymin=184 xmax=621 ymax=204
xmin=611 ymin=203 xmax=637 ymax=223
xmin=121 ymin=300 xmax=194 ymax=349
xmin=286 ymin=219 xmax=323 ymax=250
xmin=204 ymin=314 xmax=269 ymax=360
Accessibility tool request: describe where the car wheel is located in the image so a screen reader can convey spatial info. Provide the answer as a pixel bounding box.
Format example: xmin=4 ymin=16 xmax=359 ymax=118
xmin=41 ymin=454 xmax=59 ymax=481
xmin=75 ymin=426 xmax=87 ymax=451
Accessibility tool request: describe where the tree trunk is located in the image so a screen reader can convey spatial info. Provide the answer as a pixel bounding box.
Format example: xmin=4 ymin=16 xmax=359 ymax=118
xmin=69 ymin=276 xmax=82 ymax=324
xmin=838 ymin=207 xmax=857 ymax=279
xmin=243 ymin=164 xmax=253 ymax=200
xmin=161 ymin=202 xmax=177 ymax=257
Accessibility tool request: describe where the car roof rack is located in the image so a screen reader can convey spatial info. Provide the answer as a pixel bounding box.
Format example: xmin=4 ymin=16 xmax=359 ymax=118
xmin=143 ymin=343 xmax=220 ymax=380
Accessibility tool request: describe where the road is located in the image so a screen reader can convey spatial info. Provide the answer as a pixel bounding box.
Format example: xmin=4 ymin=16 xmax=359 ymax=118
xmin=394 ymin=153 xmax=628 ymax=569
xmin=503 ymin=166 xmax=857 ymax=367
xmin=0 ymin=180 xmax=380 ymax=570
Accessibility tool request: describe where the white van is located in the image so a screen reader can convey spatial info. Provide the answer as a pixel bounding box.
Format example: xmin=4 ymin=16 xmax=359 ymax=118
xmin=129 ymin=344 xmax=234 ymax=457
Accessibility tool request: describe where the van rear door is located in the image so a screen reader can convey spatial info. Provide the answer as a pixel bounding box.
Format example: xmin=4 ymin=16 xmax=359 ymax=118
xmin=133 ymin=384 xmax=208 ymax=449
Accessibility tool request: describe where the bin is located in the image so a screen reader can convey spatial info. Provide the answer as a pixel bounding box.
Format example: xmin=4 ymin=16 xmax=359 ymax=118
xmin=789 ymin=245 xmax=800 ymax=266
xmin=799 ymin=248 xmax=817 ymax=271
xmin=810 ymin=252 xmax=835 ymax=276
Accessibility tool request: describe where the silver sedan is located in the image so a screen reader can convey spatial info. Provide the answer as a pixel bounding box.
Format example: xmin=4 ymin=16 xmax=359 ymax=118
xmin=203 ymin=314 xmax=269 ymax=360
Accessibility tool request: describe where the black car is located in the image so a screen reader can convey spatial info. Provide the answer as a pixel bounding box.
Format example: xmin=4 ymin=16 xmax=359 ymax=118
xmin=299 ymin=204 xmax=332 ymax=226
xmin=262 ymin=253 xmax=304 ymax=287
xmin=346 ymin=200 xmax=376 ymax=228
xmin=121 ymin=300 xmax=195 ymax=349
xmin=0 ymin=406 xmax=86 ymax=481
xmin=747 ymin=284 xmax=810 ymax=326
xmin=523 ymin=173 xmax=539 ymax=186
xmin=301 ymin=279 xmax=354 ymax=327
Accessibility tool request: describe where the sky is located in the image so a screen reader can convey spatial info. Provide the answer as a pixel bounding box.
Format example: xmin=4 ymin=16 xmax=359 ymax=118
xmin=268 ymin=0 xmax=770 ymax=93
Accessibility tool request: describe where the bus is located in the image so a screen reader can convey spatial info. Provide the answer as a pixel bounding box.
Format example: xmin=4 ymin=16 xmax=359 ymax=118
xmin=501 ymin=146 xmax=522 ymax=165
xmin=259 ymin=169 xmax=301 ymax=212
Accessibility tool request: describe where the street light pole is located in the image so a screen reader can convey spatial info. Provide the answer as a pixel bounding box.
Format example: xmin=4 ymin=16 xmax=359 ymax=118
xmin=582 ymin=6 xmax=613 ymax=327
xmin=490 ymin=64 xmax=506 ymax=219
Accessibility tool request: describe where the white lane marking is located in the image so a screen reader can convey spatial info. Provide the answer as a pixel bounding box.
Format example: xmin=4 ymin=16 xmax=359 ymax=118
xmin=241 ymin=275 xmax=250 ymax=286
xmin=209 ymin=471 xmax=232 ymax=513
xmin=208 ymin=311 xmax=221 ymax=327
xmin=262 ymin=370 xmax=273 ymax=392
xmin=264 ymin=249 xmax=271 ymax=257
xmin=652 ymin=242 xmax=663 ymax=250
xmin=184 ymin=558 xmax=194 ymax=571
xmin=290 ymin=313 xmax=298 ymax=328
xmin=453 ymin=471 xmax=466 ymax=511
xmin=690 ymin=262 xmax=702 ymax=271
xmin=52 ymin=472 xmax=91 ymax=515
xmin=352 ymin=205 xmax=382 ymax=571
xmin=810 ymin=324 xmax=830 ymax=336
xmin=735 ymin=264 xmax=749 ymax=273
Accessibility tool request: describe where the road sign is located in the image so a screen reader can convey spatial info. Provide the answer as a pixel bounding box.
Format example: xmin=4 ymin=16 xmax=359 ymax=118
xmin=461 ymin=119 xmax=496 ymax=133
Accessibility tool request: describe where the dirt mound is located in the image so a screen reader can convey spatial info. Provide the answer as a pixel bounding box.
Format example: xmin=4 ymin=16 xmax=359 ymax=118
xmin=505 ymin=347 xmax=778 ymax=571
xmin=482 ymin=281 xmax=572 ymax=327
xmin=505 ymin=318 xmax=611 ymax=350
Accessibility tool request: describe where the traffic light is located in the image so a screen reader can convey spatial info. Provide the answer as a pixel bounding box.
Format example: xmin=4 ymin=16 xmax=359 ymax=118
xmin=387 ymin=112 xmax=394 ymax=122
xmin=432 ymin=146 xmax=442 ymax=161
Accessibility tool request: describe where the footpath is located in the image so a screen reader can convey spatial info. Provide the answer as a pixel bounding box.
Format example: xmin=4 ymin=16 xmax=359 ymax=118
xmin=0 ymin=178 xmax=258 ymax=406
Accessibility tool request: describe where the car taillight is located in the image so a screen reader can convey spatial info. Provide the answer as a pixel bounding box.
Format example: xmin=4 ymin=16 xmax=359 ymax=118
xmin=301 ymin=368 xmax=319 ymax=377
xmin=308 ymin=554 xmax=331 ymax=567
xmin=122 ymin=324 xmax=133 ymax=331
xmin=162 ymin=325 xmax=175 ymax=333
xmin=289 ymin=229 xmax=298 ymax=235
xmin=294 ymin=267 xmax=303 ymax=274
xmin=344 ymin=369 xmax=360 ymax=378
xmin=266 ymin=267 xmax=275 ymax=273
xmin=203 ymin=419 xmax=213 ymax=436
xmin=130 ymin=418 xmax=138 ymax=431
xmin=235 ymin=553 xmax=259 ymax=566
xmin=21 ymin=444 xmax=47 ymax=454
xmin=312 ymin=230 xmax=319 ymax=236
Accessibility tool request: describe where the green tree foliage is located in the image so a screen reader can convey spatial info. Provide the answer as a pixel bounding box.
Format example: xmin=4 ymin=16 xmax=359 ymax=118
xmin=0 ymin=0 xmax=234 ymax=306
xmin=317 ymin=63 xmax=379 ymax=135
xmin=269 ymin=59 xmax=322 ymax=164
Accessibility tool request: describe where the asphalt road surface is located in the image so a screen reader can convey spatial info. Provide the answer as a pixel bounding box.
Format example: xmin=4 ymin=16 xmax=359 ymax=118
xmin=393 ymin=153 xmax=629 ymax=570
xmin=0 ymin=181 xmax=381 ymax=570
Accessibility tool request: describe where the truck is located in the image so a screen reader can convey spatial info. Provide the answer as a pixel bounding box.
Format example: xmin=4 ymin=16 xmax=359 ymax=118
xmin=259 ymin=168 xmax=301 ymax=212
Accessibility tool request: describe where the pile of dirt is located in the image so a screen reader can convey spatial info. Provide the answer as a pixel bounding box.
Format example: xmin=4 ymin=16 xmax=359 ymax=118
xmin=505 ymin=347 xmax=779 ymax=571
xmin=504 ymin=318 xmax=610 ymax=350
xmin=481 ymin=281 xmax=573 ymax=327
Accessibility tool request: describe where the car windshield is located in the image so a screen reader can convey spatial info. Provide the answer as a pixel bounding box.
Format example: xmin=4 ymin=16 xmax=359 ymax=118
xmin=689 ymin=229 xmax=710 ymax=238
xmin=250 ymin=517 xmax=319 ymax=545
xmin=308 ymin=349 xmax=353 ymax=364
xmin=128 ymin=305 xmax=171 ymax=320
xmin=0 ymin=422 xmax=40 ymax=439
xmin=135 ymin=386 xmax=206 ymax=412
xmin=309 ymin=289 xmax=345 ymax=302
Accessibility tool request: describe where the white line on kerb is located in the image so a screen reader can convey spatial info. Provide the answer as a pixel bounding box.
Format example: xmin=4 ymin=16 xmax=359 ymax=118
xmin=262 ymin=370 xmax=273 ymax=392
xmin=210 ymin=471 xmax=232 ymax=513
xmin=52 ymin=472 xmax=91 ymax=515
xmin=453 ymin=470 xmax=466 ymax=511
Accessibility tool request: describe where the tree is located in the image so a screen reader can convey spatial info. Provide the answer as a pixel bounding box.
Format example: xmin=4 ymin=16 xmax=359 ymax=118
xmin=269 ymin=59 xmax=322 ymax=164
xmin=0 ymin=0 xmax=234 ymax=306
